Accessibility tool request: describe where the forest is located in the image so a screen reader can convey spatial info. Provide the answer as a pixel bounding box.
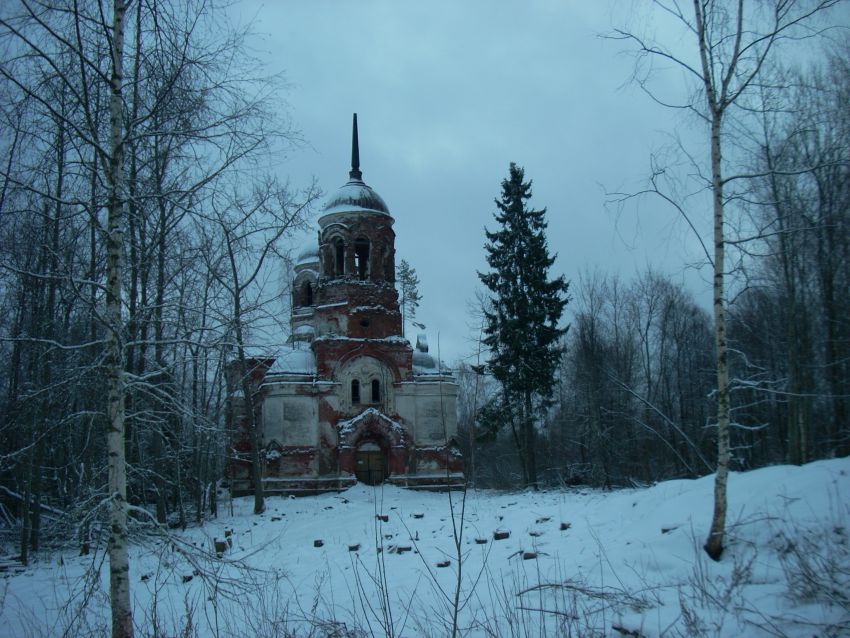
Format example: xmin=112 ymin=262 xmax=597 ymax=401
xmin=0 ymin=1 xmax=848 ymax=636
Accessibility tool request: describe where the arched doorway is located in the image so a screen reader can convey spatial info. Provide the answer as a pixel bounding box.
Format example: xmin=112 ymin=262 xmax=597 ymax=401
xmin=355 ymin=441 xmax=387 ymax=485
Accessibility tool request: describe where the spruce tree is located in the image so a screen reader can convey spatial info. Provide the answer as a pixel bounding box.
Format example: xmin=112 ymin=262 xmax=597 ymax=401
xmin=479 ymin=163 xmax=569 ymax=488
xmin=397 ymin=259 xmax=422 ymax=337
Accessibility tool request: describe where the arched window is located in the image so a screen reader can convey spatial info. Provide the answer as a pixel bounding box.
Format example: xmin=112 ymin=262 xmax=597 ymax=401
xmin=334 ymin=238 xmax=345 ymax=276
xmin=354 ymin=238 xmax=370 ymax=280
xmin=383 ymin=243 xmax=393 ymax=281
xmin=351 ymin=379 xmax=360 ymax=404
xmin=371 ymin=379 xmax=380 ymax=403
xmin=303 ymin=281 xmax=313 ymax=306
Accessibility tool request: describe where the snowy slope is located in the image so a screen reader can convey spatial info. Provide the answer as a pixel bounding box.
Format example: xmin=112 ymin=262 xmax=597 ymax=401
xmin=2 ymin=458 xmax=848 ymax=637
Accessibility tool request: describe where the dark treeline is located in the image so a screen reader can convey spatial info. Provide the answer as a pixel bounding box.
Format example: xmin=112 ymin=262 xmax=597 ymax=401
xmin=729 ymin=49 xmax=850 ymax=465
xmin=462 ymin=48 xmax=850 ymax=489
xmin=460 ymin=270 xmax=716 ymax=489
xmin=0 ymin=0 xmax=316 ymax=563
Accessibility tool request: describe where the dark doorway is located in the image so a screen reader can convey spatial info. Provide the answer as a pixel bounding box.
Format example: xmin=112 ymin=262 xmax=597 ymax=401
xmin=355 ymin=441 xmax=387 ymax=485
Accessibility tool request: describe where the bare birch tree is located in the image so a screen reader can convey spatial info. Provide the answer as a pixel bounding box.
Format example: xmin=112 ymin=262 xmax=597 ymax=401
xmin=612 ymin=0 xmax=844 ymax=560
xmin=104 ymin=1 xmax=133 ymax=633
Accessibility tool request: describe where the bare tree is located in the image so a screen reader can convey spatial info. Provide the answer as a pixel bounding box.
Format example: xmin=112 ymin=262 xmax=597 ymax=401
xmin=613 ymin=0 xmax=844 ymax=561
xmin=104 ymin=2 xmax=133 ymax=633
xmin=201 ymin=179 xmax=318 ymax=515
xmin=732 ymin=45 xmax=850 ymax=462
xmin=0 ymin=1 xmax=314 ymax=632
xmin=548 ymin=269 xmax=713 ymax=488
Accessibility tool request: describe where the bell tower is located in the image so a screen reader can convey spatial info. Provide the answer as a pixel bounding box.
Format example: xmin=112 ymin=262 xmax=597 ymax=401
xmin=317 ymin=114 xmax=396 ymax=287
xmin=311 ymin=114 xmax=412 ymax=381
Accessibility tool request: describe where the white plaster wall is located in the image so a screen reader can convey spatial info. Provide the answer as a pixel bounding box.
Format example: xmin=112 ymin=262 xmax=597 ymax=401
xmin=397 ymin=380 xmax=458 ymax=445
xmin=283 ymin=396 xmax=318 ymax=446
xmin=262 ymin=392 xmax=318 ymax=446
xmin=395 ymin=391 xmax=417 ymax=439
xmin=263 ymin=397 xmax=285 ymax=443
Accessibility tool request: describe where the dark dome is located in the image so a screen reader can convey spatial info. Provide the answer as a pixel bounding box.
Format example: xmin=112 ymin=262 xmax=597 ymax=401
xmin=322 ymin=178 xmax=390 ymax=216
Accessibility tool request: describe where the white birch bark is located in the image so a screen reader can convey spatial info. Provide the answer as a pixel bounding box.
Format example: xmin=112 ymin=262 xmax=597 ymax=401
xmin=693 ymin=0 xmax=731 ymax=563
xmin=105 ymin=0 xmax=133 ymax=635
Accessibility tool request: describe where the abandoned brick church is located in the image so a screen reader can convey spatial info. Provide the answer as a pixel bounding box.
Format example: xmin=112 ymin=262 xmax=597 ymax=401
xmin=228 ymin=115 xmax=463 ymax=494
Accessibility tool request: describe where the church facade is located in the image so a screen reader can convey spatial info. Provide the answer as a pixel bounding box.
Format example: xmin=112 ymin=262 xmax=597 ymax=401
xmin=228 ymin=116 xmax=463 ymax=495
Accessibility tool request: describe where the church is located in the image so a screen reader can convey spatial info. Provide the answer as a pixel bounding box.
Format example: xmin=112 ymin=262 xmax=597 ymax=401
xmin=227 ymin=115 xmax=463 ymax=495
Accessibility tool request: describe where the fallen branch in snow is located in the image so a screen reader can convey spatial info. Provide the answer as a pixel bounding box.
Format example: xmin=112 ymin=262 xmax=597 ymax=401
xmin=517 ymin=580 xmax=652 ymax=611
xmin=0 ymin=485 xmax=66 ymax=518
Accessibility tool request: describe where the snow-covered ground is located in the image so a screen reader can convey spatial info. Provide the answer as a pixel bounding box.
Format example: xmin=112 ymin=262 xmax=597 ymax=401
xmin=2 ymin=458 xmax=849 ymax=637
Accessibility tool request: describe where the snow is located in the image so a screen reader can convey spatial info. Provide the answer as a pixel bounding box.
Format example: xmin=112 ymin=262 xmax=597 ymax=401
xmin=337 ymin=407 xmax=406 ymax=441
xmin=266 ymin=347 xmax=317 ymax=375
xmin=4 ymin=458 xmax=849 ymax=637
xmin=313 ymin=334 xmax=410 ymax=345
xmin=295 ymin=245 xmax=319 ymax=266
xmin=412 ymin=349 xmax=453 ymax=376
xmin=349 ymin=304 xmax=399 ymax=315
xmin=415 ymin=333 xmax=428 ymax=352
xmin=321 ymin=179 xmax=391 ymax=216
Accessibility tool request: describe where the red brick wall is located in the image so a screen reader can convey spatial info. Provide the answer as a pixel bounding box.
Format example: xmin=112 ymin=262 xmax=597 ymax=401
xmin=313 ymin=338 xmax=412 ymax=382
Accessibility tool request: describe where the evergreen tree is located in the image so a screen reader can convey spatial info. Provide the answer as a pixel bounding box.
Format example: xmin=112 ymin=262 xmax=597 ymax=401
xmin=479 ymin=163 xmax=569 ymax=488
xmin=397 ymin=258 xmax=422 ymax=337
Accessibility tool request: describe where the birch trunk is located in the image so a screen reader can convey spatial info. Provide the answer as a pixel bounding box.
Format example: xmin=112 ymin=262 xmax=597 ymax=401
xmin=705 ymin=112 xmax=731 ymax=561
xmin=105 ymin=0 xmax=133 ymax=635
xmin=693 ymin=0 xmax=731 ymax=562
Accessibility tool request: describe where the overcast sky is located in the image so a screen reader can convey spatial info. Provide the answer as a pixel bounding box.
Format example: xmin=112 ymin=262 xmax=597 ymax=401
xmin=231 ymin=1 xmax=714 ymax=364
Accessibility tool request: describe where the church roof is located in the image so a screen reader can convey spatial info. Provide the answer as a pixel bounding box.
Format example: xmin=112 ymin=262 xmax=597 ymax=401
xmin=267 ymin=346 xmax=317 ymax=375
xmin=322 ymin=178 xmax=390 ymax=216
xmin=412 ymin=349 xmax=453 ymax=376
xmin=296 ymin=244 xmax=319 ymax=266
xmin=320 ymin=113 xmax=391 ymax=219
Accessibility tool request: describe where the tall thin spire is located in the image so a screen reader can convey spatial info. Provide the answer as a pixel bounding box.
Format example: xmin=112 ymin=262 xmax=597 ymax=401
xmin=349 ymin=113 xmax=362 ymax=181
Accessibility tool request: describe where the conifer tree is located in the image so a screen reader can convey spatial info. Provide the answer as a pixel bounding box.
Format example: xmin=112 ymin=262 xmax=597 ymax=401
xmin=397 ymin=258 xmax=422 ymax=337
xmin=479 ymin=163 xmax=569 ymax=488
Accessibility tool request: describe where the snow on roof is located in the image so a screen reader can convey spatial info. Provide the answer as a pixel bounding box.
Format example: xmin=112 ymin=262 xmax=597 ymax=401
xmin=320 ymin=179 xmax=390 ymax=217
xmin=412 ymin=349 xmax=453 ymax=376
xmin=413 ymin=350 xmax=438 ymax=374
xmin=296 ymin=244 xmax=320 ymax=266
xmin=415 ymin=334 xmax=428 ymax=352
xmin=350 ymin=304 xmax=399 ymax=315
xmin=337 ymin=407 xmax=406 ymax=439
xmin=266 ymin=346 xmax=317 ymax=375
xmin=313 ymin=334 xmax=410 ymax=345
xmin=241 ymin=345 xmax=277 ymax=360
